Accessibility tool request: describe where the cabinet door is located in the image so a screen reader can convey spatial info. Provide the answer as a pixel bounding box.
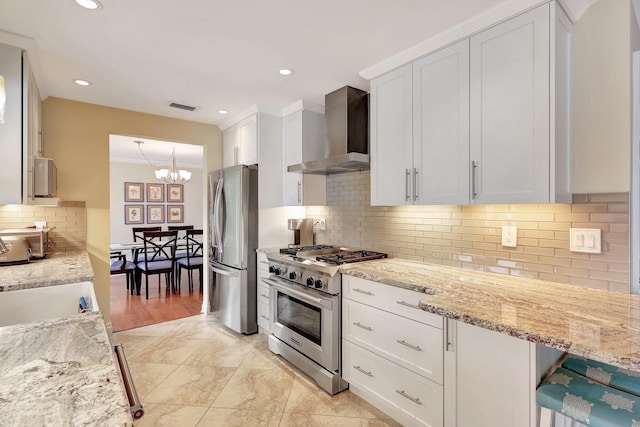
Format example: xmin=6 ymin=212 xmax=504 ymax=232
xmin=413 ymin=39 xmax=470 ymax=205
xmin=222 ymin=125 xmax=237 ymax=168
xmin=370 ymin=63 xmax=413 ymax=206
xmin=283 ymin=110 xmax=326 ymax=206
xmin=450 ymin=321 xmax=532 ymax=427
xmin=236 ymin=115 xmax=258 ymax=165
xmin=470 ymin=4 xmax=550 ymax=204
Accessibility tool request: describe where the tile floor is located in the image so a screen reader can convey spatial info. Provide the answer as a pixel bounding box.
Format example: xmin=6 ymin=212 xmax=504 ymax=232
xmin=112 ymin=315 xmax=402 ymax=427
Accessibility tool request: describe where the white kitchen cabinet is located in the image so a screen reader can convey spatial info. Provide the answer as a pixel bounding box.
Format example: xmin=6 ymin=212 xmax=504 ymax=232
xmin=0 ymin=43 xmax=41 ymax=205
xmin=256 ymin=251 xmax=270 ymax=334
xmin=342 ymin=275 xmax=444 ymax=427
xmin=413 ymin=39 xmax=470 ymax=205
xmin=370 ymin=63 xmax=413 ymax=206
xmin=283 ymin=109 xmax=326 ymax=206
xmin=469 ymin=4 xmax=550 ymax=204
xmin=223 ymin=114 xmax=258 ymax=167
xmin=370 ymin=3 xmax=570 ymax=206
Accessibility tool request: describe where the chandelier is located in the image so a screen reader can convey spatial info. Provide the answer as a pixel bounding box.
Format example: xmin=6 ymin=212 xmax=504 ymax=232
xmin=135 ymin=140 xmax=191 ymax=184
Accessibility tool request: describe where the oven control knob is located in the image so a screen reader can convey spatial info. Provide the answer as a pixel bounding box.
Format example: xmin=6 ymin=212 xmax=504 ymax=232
xmin=268 ymin=265 xmax=276 ymax=273
xmin=314 ymin=279 xmax=325 ymax=289
xmin=289 ymin=271 xmax=300 ymax=280
xmin=306 ymin=277 xmax=315 ymax=287
xmin=274 ymin=266 xmax=286 ymax=276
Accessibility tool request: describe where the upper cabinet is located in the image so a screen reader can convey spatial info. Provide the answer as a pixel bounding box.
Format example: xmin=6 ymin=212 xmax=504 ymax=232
xmin=371 ymin=3 xmax=571 ymax=206
xmin=223 ymin=114 xmax=258 ymax=167
xmin=283 ymin=109 xmax=326 ymax=206
xmin=0 ymin=43 xmax=41 ymax=205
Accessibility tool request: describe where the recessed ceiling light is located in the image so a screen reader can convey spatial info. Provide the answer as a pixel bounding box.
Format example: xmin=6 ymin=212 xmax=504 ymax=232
xmin=218 ymin=110 xmax=229 ymax=115
xmin=278 ymin=68 xmax=294 ymax=76
xmin=75 ymin=0 xmax=102 ymax=9
xmin=73 ymin=79 xmax=91 ymax=86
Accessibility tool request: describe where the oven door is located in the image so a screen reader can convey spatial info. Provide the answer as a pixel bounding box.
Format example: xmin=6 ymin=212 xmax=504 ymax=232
xmin=264 ymin=276 xmax=340 ymax=372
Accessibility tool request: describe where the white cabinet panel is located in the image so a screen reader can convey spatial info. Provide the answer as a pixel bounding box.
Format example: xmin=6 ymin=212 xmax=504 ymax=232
xmin=223 ymin=114 xmax=258 ymax=167
xmin=447 ymin=321 xmax=533 ymax=427
xmin=413 ymin=39 xmax=470 ymax=205
xmin=470 ymin=4 xmax=550 ymax=204
xmin=283 ymin=110 xmax=326 ymax=206
xmin=370 ymin=63 xmax=413 ymax=206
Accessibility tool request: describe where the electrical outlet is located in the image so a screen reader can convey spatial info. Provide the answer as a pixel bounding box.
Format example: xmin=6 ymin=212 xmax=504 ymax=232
xmin=501 ymin=226 xmax=517 ymax=247
xmin=318 ymin=218 xmax=326 ymax=231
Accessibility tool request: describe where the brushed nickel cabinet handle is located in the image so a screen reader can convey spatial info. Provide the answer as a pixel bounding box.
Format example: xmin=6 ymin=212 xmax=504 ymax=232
xmin=353 ymin=322 xmax=373 ymax=331
xmin=354 ymin=365 xmax=373 ymax=377
xmin=353 ymin=288 xmax=373 ymax=296
xmin=297 ymin=181 xmax=301 ymax=204
xmin=260 ymin=315 xmax=269 ymax=320
xmin=396 ymin=339 xmax=422 ymax=352
xmin=396 ymin=389 xmax=422 ymax=405
xmin=413 ymin=167 xmax=419 ymax=201
xmin=405 ymin=169 xmax=411 ymax=201
xmin=472 ymin=160 xmax=478 ymax=199
xmin=396 ymin=300 xmax=421 ymax=310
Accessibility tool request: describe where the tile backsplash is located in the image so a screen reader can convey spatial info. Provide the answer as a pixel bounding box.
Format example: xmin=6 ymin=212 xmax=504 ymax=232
xmin=0 ymin=203 xmax=87 ymax=253
xmin=307 ymin=171 xmax=630 ymax=293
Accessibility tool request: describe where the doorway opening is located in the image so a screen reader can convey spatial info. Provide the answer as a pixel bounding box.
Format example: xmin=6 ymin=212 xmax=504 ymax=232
xmin=109 ymin=134 xmax=205 ymax=331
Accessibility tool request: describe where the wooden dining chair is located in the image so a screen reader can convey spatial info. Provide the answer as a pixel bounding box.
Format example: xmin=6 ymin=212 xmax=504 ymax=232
xmin=168 ymin=225 xmax=194 ymax=259
xmin=135 ymin=230 xmax=178 ymax=299
xmin=176 ymin=229 xmax=204 ymax=293
xmin=110 ymin=252 xmax=136 ymax=295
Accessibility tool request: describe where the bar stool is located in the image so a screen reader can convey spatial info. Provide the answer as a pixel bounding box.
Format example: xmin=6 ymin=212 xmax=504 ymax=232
xmin=537 ymin=356 xmax=640 ymax=427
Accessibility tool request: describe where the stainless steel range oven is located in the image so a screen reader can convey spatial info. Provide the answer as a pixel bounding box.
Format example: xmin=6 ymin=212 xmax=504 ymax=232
xmin=264 ymin=245 xmax=387 ymax=395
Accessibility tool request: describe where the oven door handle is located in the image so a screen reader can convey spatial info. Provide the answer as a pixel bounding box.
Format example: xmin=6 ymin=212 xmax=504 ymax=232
xmin=263 ymin=277 xmax=333 ymax=310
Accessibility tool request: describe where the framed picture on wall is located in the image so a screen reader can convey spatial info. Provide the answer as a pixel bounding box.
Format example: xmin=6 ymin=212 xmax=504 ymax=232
xmin=124 ymin=182 xmax=144 ymax=202
xmin=124 ymin=205 xmax=144 ymax=224
xmin=146 ymin=183 xmax=165 ymax=202
xmin=167 ymin=184 xmax=184 ymax=203
xmin=147 ymin=205 xmax=165 ymax=224
xmin=167 ymin=205 xmax=184 ymax=223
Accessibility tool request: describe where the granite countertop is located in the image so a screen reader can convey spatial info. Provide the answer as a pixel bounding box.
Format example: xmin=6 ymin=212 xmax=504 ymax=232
xmin=0 ymin=311 xmax=133 ymax=426
xmin=341 ymin=258 xmax=640 ymax=372
xmin=0 ymin=252 xmax=94 ymax=292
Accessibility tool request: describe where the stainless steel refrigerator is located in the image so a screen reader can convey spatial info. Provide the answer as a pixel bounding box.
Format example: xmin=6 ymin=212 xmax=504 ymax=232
xmin=208 ymin=164 xmax=258 ymax=334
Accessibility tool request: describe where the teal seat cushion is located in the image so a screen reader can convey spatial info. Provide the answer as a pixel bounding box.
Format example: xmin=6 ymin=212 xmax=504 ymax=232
xmin=563 ymin=355 xmax=640 ymax=397
xmin=537 ymin=367 xmax=640 ymax=427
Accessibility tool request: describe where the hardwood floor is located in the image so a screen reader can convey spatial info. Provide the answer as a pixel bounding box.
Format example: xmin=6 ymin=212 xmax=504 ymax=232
xmin=110 ymin=270 xmax=204 ymax=332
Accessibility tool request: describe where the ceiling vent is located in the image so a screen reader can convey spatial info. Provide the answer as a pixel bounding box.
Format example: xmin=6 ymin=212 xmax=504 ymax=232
xmin=169 ymin=102 xmax=198 ymax=112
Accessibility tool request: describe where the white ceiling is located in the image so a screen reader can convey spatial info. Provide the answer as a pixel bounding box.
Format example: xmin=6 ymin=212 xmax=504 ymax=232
xmin=0 ymin=0 xmax=512 ymax=126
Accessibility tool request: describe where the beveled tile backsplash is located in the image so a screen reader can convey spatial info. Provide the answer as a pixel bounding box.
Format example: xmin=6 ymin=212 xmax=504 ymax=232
xmin=0 ymin=203 xmax=87 ymax=253
xmin=306 ymin=171 xmax=630 ymax=293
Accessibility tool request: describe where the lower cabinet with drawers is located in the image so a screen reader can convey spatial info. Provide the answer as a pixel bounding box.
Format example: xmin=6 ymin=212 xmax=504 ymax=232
xmin=342 ymin=274 xmax=562 ymax=427
xmin=256 ymin=251 xmax=271 ymax=334
xmin=342 ymin=275 xmax=445 ymax=427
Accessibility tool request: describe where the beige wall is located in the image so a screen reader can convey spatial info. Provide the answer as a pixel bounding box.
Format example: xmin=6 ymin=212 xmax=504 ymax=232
xmin=42 ymin=97 xmax=222 ymax=324
xmin=571 ymin=0 xmax=632 ymax=193
xmin=308 ymin=172 xmax=630 ymax=293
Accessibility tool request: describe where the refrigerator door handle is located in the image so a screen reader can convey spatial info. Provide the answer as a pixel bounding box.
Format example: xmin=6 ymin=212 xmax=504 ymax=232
xmin=213 ymin=178 xmax=224 ymax=262
xmin=210 ymin=262 xmax=240 ymax=278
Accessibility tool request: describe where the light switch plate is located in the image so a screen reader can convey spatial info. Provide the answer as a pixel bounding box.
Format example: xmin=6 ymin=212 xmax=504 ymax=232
xmin=501 ymin=226 xmax=517 ymax=247
xmin=569 ymin=228 xmax=601 ymax=253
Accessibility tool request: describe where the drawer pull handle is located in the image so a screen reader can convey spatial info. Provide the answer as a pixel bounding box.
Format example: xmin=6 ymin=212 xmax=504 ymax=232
xmin=260 ymin=315 xmax=269 ymax=320
xmin=354 ymin=365 xmax=373 ymax=377
xmin=260 ymin=293 xmax=269 ymax=298
xmin=396 ymin=389 xmax=422 ymax=405
xmin=396 ymin=339 xmax=422 ymax=352
xmin=396 ymin=300 xmax=421 ymax=310
xmin=354 ymin=288 xmax=373 ymax=296
xmin=353 ymin=322 xmax=373 ymax=331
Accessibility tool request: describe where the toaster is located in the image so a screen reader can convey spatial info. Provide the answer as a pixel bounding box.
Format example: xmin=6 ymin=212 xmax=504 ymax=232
xmin=0 ymin=237 xmax=30 ymax=264
xmin=0 ymin=228 xmax=50 ymax=259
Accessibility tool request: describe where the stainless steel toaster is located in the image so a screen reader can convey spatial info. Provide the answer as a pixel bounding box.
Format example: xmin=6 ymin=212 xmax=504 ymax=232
xmin=0 ymin=236 xmax=30 ymax=264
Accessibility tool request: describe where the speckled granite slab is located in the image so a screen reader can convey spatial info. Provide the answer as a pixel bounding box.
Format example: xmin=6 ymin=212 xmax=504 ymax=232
xmin=0 ymin=311 xmax=133 ymax=426
xmin=341 ymin=259 xmax=640 ymax=372
xmin=0 ymin=252 xmax=94 ymax=291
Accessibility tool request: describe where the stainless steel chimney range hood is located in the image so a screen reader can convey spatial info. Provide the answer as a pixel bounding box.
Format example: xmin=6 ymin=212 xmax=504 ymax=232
xmin=287 ymin=86 xmax=369 ymax=175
